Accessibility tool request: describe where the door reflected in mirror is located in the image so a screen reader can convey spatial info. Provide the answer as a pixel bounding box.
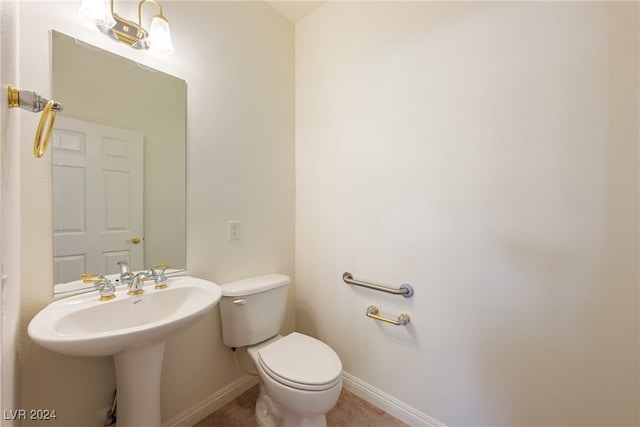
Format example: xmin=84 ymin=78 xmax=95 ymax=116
xmin=52 ymin=31 xmax=186 ymax=295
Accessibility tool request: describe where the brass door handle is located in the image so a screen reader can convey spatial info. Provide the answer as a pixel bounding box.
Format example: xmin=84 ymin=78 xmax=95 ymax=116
xmin=127 ymin=236 xmax=142 ymax=244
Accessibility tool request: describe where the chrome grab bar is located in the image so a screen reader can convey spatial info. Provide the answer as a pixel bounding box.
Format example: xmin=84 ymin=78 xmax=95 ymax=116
xmin=366 ymin=305 xmax=411 ymax=326
xmin=343 ymin=272 xmax=414 ymax=298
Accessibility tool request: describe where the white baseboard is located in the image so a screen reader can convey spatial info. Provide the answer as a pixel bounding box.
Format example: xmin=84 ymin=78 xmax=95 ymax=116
xmin=162 ymin=375 xmax=259 ymax=427
xmin=163 ymin=371 xmax=443 ymax=427
xmin=342 ymin=371 xmax=446 ymax=427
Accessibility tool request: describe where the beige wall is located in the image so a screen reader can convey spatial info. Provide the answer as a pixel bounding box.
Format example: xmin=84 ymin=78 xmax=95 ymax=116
xmin=14 ymin=1 xmax=294 ymax=426
xmin=1 ymin=0 xmax=22 ymax=421
xmin=3 ymin=1 xmax=639 ymax=427
xmin=295 ymin=2 xmax=639 ymax=426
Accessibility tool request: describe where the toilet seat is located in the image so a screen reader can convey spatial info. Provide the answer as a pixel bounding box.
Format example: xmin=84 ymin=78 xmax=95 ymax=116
xmin=257 ymin=333 xmax=342 ymax=392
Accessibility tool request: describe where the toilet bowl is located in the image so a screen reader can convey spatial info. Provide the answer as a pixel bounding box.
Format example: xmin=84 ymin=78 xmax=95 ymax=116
xmin=247 ymin=333 xmax=342 ymax=427
xmin=218 ymin=274 xmax=343 ymax=427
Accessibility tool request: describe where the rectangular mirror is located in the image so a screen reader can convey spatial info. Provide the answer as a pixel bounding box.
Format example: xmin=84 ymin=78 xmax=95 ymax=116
xmin=52 ymin=31 xmax=186 ymax=295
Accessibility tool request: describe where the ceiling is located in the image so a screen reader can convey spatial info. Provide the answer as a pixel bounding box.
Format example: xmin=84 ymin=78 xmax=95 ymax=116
xmin=266 ymin=1 xmax=327 ymax=23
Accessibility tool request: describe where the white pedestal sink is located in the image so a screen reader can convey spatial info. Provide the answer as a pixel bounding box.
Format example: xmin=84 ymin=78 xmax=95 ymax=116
xmin=28 ymin=276 xmax=221 ymax=427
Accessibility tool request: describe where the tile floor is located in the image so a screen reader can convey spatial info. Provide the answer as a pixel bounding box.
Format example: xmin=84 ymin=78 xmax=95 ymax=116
xmin=194 ymin=384 xmax=409 ymax=427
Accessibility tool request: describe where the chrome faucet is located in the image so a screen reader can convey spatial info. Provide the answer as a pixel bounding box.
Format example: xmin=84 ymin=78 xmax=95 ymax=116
xmin=128 ymin=272 xmax=148 ymax=295
xmin=117 ymin=261 xmax=135 ymax=288
xmin=81 ymin=274 xmax=116 ymax=301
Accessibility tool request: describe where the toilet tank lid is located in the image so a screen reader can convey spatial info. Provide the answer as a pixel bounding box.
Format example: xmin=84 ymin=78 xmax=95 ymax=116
xmin=220 ymin=274 xmax=291 ymax=297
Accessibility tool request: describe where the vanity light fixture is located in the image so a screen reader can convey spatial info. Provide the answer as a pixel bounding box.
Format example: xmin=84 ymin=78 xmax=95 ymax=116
xmin=79 ymin=0 xmax=174 ymax=54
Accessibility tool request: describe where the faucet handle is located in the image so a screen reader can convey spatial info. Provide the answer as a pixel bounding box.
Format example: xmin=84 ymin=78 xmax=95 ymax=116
xmin=81 ymin=274 xmax=116 ymax=301
xmin=150 ymin=263 xmax=170 ymax=290
xmin=81 ymin=273 xmax=100 ymax=284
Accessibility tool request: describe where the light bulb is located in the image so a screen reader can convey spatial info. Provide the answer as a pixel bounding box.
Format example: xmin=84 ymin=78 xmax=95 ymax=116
xmin=79 ymin=0 xmax=116 ymax=28
xmin=147 ymin=14 xmax=174 ymax=54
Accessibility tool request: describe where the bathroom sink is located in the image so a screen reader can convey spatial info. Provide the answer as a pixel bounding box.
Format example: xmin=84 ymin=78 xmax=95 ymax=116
xmin=28 ymin=275 xmax=221 ymax=357
xmin=28 ymin=275 xmax=220 ymax=426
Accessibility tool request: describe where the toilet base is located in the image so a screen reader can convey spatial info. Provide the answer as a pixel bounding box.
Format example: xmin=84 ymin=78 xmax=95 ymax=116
xmin=255 ymin=386 xmax=283 ymax=427
xmin=254 ymin=385 xmax=328 ymax=427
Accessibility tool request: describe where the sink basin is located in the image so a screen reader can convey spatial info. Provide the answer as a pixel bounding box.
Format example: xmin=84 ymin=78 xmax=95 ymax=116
xmin=29 ymin=275 xmax=221 ymax=357
xmin=28 ymin=275 xmax=221 ymax=427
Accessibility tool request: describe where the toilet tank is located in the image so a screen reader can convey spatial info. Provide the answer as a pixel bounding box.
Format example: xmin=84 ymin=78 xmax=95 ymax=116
xmin=219 ymin=274 xmax=290 ymax=348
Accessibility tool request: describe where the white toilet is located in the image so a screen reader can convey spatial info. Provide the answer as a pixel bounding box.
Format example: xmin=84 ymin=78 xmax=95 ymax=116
xmin=219 ymin=274 xmax=343 ymax=427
